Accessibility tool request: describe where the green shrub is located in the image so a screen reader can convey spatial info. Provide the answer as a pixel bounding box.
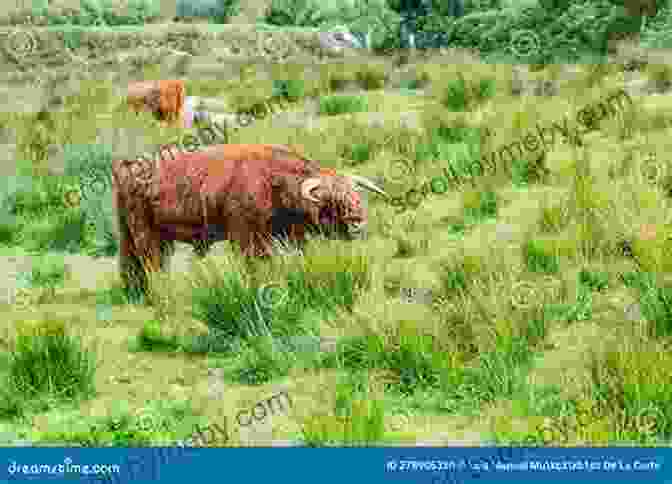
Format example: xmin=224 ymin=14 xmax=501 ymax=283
xmin=27 ymin=255 xmax=68 ymax=290
xmin=82 ymin=185 xmax=118 ymax=258
xmin=446 ymin=1 xmax=637 ymax=64
xmin=640 ymin=7 xmax=672 ymax=49
xmin=523 ymin=240 xmax=560 ymax=274
xmin=302 ymin=372 xmax=385 ymax=446
xmin=176 ymin=0 xmax=239 ymax=22
xmin=62 ymin=144 xmax=113 ymax=203
xmin=2 ymin=320 xmax=97 ymax=415
xmin=265 ymin=0 xmax=331 ymax=26
xmin=20 ymin=209 xmax=88 ymax=254
xmin=8 ymin=176 xmax=68 ymax=218
xmin=136 ymin=320 xmax=181 ymax=352
xmin=272 ymin=79 xmax=306 ymax=102
xmin=318 ymin=95 xmax=369 ymax=115
xmin=44 ymin=0 xmax=161 ymax=26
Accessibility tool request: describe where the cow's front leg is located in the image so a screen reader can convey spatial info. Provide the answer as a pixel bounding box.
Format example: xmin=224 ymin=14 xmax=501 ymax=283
xmin=235 ymin=229 xmax=272 ymax=258
xmin=118 ymin=212 xmax=147 ymax=299
xmin=159 ymin=239 xmax=175 ymax=271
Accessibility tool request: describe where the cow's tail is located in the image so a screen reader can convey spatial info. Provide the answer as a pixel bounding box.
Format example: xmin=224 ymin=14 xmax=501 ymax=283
xmin=110 ymin=159 xmax=126 ymax=242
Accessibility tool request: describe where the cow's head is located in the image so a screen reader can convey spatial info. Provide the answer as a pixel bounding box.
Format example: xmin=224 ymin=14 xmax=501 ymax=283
xmin=287 ymin=169 xmax=387 ymax=240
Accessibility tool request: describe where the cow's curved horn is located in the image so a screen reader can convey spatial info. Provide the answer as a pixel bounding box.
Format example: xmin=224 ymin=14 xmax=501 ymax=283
xmin=301 ymin=178 xmax=322 ymax=202
xmin=348 ymin=174 xmax=388 ymax=198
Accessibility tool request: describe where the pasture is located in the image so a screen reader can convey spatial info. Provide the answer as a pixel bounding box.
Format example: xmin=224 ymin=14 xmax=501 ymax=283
xmin=2 ymin=0 xmax=672 ymax=447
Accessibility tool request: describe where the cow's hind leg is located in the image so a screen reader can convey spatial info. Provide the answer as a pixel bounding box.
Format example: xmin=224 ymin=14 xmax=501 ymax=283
xmin=118 ymin=210 xmax=148 ymax=302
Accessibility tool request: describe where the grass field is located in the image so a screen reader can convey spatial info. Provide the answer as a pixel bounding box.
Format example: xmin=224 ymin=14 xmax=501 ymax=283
xmin=2 ymin=22 xmax=672 ymax=446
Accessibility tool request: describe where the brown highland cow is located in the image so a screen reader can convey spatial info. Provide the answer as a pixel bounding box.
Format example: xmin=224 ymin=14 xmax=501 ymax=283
xmin=127 ymin=80 xmax=186 ymax=125
xmin=111 ymin=144 xmax=387 ymax=293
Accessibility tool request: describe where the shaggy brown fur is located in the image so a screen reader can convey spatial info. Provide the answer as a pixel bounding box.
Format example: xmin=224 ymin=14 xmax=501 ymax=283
xmin=127 ymin=80 xmax=185 ymax=125
xmin=112 ymin=144 xmax=385 ymax=294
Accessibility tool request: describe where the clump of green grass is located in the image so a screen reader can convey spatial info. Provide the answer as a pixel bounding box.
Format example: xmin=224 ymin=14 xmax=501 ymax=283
xmin=331 ymin=322 xmax=454 ymax=395
xmin=537 ymin=201 xmax=570 ymax=234
xmin=439 ymin=315 xmax=548 ymax=413
xmin=221 ymin=334 xmax=299 ymax=385
xmin=437 ymin=253 xmax=488 ymax=299
xmin=462 ymin=188 xmax=498 ymax=222
xmin=440 ymin=76 xmax=496 ymax=111
xmin=522 ymin=240 xmax=560 ymax=274
xmin=8 ymin=175 xmax=69 ymax=218
xmin=0 ymin=319 xmax=97 ymax=418
xmin=491 ymin=388 xmax=604 ymax=445
xmin=355 ymin=65 xmax=389 ymax=90
xmin=28 ymin=254 xmax=68 ymax=289
xmin=189 ymin=246 xmax=370 ymax=383
xmin=19 ymin=209 xmax=88 ymax=253
xmin=622 ymin=272 xmax=672 ymax=339
xmin=578 ymin=268 xmax=609 ymax=292
xmin=511 ymin=155 xmax=550 ymax=187
xmin=135 ymin=320 xmax=181 ymax=353
xmin=264 ymin=0 xmax=329 ymax=27
xmin=38 ymin=399 xmax=201 ymax=446
xmin=587 ymin=336 xmax=672 ymax=443
xmin=272 ymin=79 xmax=306 ymax=102
xmin=328 ymin=307 xmax=548 ymax=416
xmin=342 ymin=142 xmax=374 ymax=165
xmin=318 ymin=95 xmax=369 ymax=116
xmin=301 ymin=372 xmax=385 ymax=446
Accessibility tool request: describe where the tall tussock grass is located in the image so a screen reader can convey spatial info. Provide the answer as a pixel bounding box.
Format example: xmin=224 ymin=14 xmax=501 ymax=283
xmin=0 ymin=319 xmax=97 ymax=418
